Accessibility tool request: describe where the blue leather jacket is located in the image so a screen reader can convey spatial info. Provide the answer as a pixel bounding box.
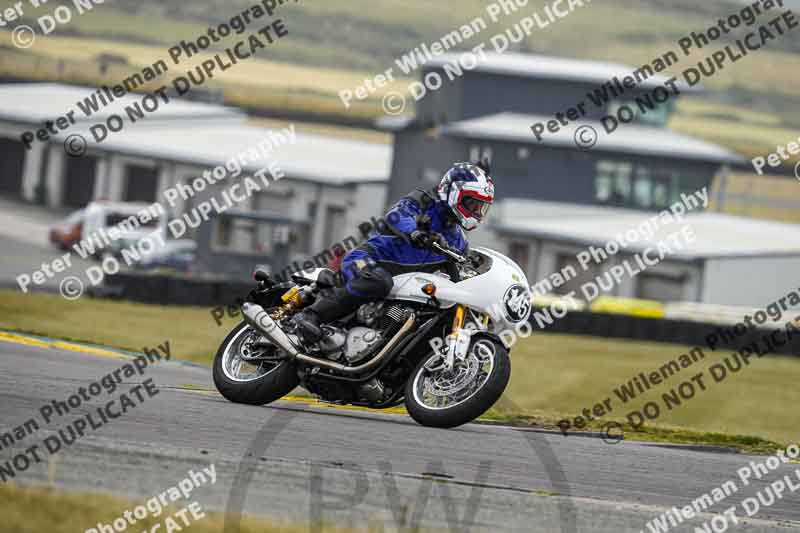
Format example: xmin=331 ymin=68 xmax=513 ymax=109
xmin=346 ymin=189 xmax=468 ymax=270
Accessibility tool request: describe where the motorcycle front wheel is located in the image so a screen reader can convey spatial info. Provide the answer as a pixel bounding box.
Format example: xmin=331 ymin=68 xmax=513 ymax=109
xmin=405 ymin=337 xmax=510 ymax=428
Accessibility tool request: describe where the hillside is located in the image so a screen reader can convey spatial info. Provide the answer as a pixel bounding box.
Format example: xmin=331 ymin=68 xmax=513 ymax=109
xmin=0 ymin=0 xmax=798 ymax=159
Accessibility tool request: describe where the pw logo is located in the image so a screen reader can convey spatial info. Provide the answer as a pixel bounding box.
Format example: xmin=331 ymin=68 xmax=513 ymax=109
xmin=504 ymin=285 xmax=531 ymax=323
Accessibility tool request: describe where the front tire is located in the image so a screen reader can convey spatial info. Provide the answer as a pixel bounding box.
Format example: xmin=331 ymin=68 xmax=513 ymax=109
xmin=404 ymin=337 xmax=510 ymax=428
xmin=213 ymin=321 xmax=299 ymax=405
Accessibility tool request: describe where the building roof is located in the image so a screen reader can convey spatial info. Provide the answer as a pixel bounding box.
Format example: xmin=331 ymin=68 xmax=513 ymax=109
xmin=0 ymin=82 xmax=389 ymax=184
xmin=424 ymin=52 xmax=699 ymax=91
xmin=491 ymin=199 xmax=800 ymax=260
xmin=441 ymin=112 xmax=743 ymax=164
xmin=0 ymin=83 xmax=244 ymax=125
xmin=65 ymin=121 xmax=391 ymax=185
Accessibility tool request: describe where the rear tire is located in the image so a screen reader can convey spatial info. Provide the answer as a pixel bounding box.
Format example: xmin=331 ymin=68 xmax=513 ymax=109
xmin=213 ymin=322 xmax=299 ymax=405
xmin=404 ymin=338 xmax=510 ymax=428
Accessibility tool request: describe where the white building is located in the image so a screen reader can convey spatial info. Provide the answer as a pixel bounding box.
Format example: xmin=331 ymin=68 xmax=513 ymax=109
xmin=0 ymin=83 xmax=245 ymax=206
xmin=0 ymin=82 xmax=392 ymax=269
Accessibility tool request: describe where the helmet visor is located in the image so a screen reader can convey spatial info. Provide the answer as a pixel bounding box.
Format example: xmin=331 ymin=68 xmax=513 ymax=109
xmin=461 ymin=194 xmax=492 ymax=221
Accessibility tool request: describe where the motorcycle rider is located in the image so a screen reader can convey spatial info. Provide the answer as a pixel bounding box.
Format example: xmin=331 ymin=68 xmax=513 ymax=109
xmin=292 ymin=160 xmax=495 ymax=344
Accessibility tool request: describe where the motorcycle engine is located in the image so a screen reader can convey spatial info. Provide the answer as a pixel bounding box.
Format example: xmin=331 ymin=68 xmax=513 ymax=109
xmin=316 ymin=326 xmax=347 ymax=356
xmin=356 ymin=301 xmax=384 ymax=326
xmin=345 ymin=304 xmax=413 ymax=363
xmin=344 ymin=327 xmax=382 ymax=363
xmin=315 ymin=304 xmax=412 ymax=363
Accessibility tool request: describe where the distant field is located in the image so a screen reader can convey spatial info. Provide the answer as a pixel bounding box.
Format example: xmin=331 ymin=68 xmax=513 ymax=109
xmin=707 ymin=172 xmax=800 ymax=223
xmin=2 ymin=290 xmax=798 ymax=448
xmin=0 ymin=30 xmax=405 ymax=122
xmin=670 ymin=100 xmax=800 ymax=162
xmin=2 ymin=0 xmax=799 ymax=131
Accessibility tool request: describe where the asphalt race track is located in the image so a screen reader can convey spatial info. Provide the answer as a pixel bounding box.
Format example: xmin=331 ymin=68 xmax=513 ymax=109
xmin=1 ymin=338 xmax=798 ymax=532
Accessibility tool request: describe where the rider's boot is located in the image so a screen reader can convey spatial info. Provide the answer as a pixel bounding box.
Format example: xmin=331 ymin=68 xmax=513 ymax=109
xmin=293 ymin=289 xmax=362 ymax=345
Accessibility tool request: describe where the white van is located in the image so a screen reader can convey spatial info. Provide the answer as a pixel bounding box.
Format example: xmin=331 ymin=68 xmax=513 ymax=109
xmin=81 ymin=201 xmax=168 ymax=259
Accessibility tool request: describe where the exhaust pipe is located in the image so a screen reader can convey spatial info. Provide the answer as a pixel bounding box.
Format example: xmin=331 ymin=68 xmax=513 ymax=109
xmin=241 ymin=302 xmax=302 ymax=358
xmin=241 ymin=302 xmax=415 ymax=374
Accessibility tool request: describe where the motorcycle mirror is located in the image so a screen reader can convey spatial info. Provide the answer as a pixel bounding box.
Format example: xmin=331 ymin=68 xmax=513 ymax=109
xmin=253 ymin=265 xmax=271 ymax=283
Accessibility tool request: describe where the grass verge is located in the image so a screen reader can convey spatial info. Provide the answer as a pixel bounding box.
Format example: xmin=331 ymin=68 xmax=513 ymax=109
xmin=481 ymin=408 xmax=784 ymax=455
xmin=3 ymin=290 xmax=798 ymax=452
xmin=0 ymin=289 xmax=236 ymax=365
xmin=0 ymin=483 xmax=373 ymax=533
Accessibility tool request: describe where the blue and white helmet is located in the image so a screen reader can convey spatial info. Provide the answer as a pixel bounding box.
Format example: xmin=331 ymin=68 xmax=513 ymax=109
xmin=437 ymin=161 xmax=495 ymax=231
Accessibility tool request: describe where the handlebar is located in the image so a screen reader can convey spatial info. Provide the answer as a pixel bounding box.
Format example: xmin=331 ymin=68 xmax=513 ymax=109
xmin=431 ymin=241 xmax=468 ymax=264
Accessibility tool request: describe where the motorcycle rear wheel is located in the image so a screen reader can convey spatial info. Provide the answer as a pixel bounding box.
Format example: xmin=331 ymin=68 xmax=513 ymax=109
xmin=213 ymin=321 xmax=299 ymax=405
xmin=405 ymin=337 xmax=510 ymax=428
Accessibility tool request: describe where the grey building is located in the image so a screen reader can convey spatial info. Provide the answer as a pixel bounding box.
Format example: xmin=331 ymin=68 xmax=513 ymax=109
xmin=379 ymin=52 xmax=742 ymax=210
xmin=485 ymin=198 xmax=800 ymax=307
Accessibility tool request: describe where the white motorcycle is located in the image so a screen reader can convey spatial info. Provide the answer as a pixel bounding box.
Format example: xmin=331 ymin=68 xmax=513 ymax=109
xmin=212 ymin=241 xmax=532 ymax=428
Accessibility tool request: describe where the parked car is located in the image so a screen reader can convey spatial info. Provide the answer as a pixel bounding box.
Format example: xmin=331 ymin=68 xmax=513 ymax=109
xmin=49 ymin=209 xmax=85 ymax=250
xmin=133 ymin=239 xmax=197 ymax=273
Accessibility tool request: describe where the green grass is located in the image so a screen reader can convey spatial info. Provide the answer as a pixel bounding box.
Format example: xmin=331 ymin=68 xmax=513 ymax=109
xmin=0 ymin=289 xmax=236 ymax=365
xmin=0 ymin=483 xmax=378 ymax=533
xmin=3 ymin=289 xmax=799 ymax=452
xmin=502 ymin=330 xmax=800 ymax=450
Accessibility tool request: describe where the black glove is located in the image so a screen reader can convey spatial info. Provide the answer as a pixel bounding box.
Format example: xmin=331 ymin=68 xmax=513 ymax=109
xmin=410 ymin=231 xmax=444 ymax=249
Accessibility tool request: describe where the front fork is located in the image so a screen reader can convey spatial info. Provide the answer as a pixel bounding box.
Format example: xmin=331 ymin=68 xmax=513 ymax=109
xmin=443 ymin=305 xmax=485 ymax=371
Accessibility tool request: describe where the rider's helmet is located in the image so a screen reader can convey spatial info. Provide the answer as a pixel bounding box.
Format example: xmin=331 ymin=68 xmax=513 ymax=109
xmin=437 ymin=161 xmax=495 ymax=231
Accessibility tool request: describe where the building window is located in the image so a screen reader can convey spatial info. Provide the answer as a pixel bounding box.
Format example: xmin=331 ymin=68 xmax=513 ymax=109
xmin=253 ymin=192 xmax=290 ymax=215
xmin=214 ymin=216 xmax=259 ymax=253
xmin=608 ymin=99 xmax=671 ymax=127
xmin=636 ymin=272 xmax=685 ymax=302
xmin=213 ymin=215 xmax=288 ymax=256
xmin=469 ymin=145 xmax=493 ymax=163
xmin=123 ymin=165 xmax=158 ymax=203
xmin=595 ymin=174 xmax=612 ymax=202
xmin=595 ymin=160 xmax=632 ymax=205
xmin=634 ymin=167 xmax=652 ymax=208
xmin=651 ymin=173 xmax=678 ymax=208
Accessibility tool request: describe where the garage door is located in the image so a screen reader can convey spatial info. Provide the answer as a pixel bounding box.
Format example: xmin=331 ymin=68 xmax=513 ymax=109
xmin=63 ymin=155 xmax=97 ymax=207
xmin=124 ymin=165 xmax=158 ymax=203
xmin=0 ymin=138 xmax=26 ymax=196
